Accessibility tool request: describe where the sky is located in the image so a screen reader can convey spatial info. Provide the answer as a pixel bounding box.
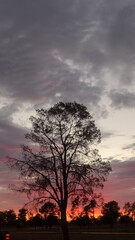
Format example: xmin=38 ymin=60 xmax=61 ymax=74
xmin=0 ymin=0 xmax=135 ymax=214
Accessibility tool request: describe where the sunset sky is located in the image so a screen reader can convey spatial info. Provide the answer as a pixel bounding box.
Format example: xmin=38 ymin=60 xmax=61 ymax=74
xmin=0 ymin=0 xmax=135 ymax=214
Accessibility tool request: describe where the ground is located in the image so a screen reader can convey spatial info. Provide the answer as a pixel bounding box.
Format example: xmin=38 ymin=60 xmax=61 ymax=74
xmin=8 ymin=226 xmax=135 ymax=240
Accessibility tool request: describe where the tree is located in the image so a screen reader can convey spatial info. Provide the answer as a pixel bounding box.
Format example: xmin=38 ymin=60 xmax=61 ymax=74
xmin=73 ymin=215 xmax=90 ymax=226
xmin=131 ymin=202 xmax=135 ymax=220
xmin=119 ymin=215 xmax=133 ymax=224
xmin=123 ymin=202 xmax=135 ymax=220
xmin=8 ymin=102 xmax=111 ymax=240
xmin=101 ymin=200 xmax=120 ymax=225
xmin=0 ymin=211 xmax=6 ymax=228
xmin=39 ymin=201 xmax=59 ymax=219
xmin=29 ymin=214 xmax=43 ymax=228
xmin=83 ymin=199 xmax=97 ymax=219
xmin=123 ymin=202 xmax=131 ymax=214
xmin=18 ymin=208 xmax=27 ymax=227
xmin=39 ymin=201 xmax=59 ymax=227
xmin=5 ymin=209 xmax=16 ymax=227
xmin=70 ymin=195 xmax=102 ymax=220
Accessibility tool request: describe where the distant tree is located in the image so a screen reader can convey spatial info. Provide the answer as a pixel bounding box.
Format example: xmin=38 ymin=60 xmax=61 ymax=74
xmin=39 ymin=201 xmax=59 ymax=219
xmin=119 ymin=215 xmax=133 ymax=224
xmin=83 ymin=199 xmax=97 ymax=218
xmin=70 ymin=194 xmax=103 ymax=221
xmin=39 ymin=201 xmax=59 ymax=227
xmin=131 ymin=202 xmax=135 ymax=220
xmin=5 ymin=209 xmax=16 ymax=226
xmin=18 ymin=208 xmax=27 ymax=227
xmin=101 ymin=201 xmax=120 ymax=225
xmin=8 ymin=102 xmax=111 ymax=240
xmin=29 ymin=214 xmax=43 ymax=228
xmin=74 ymin=215 xmax=90 ymax=226
xmin=45 ymin=214 xmax=59 ymax=228
xmin=123 ymin=202 xmax=131 ymax=215
xmin=123 ymin=202 xmax=135 ymax=220
xmin=0 ymin=211 xmax=6 ymax=228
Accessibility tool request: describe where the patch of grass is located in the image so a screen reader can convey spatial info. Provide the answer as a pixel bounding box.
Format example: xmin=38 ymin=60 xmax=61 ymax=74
xmin=10 ymin=231 xmax=135 ymax=240
xmin=11 ymin=231 xmax=62 ymax=240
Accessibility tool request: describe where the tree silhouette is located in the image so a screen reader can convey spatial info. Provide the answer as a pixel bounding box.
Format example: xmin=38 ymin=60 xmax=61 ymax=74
xmin=8 ymin=102 xmax=111 ymax=240
xmin=101 ymin=200 xmax=120 ymax=225
xmin=123 ymin=202 xmax=131 ymax=215
xmin=39 ymin=201 xmax=59 ymax=219
xmin=39 ymin=201 xmax=59 ymax=227
xmin=0 ymin=211 xmax=6 ymax=228
xmin=29 ymin=214 xmax=43 ymax=228
xmin=5 ymin=209 xmax=16 ymax=227
xmin=123 ymin=202 xmax=135 ymax=220
xmin=18 ymin=208 xmax=27 ymax=227
xmin=119 ymin=215 xmax=133 ymax=224
xmin=70 ymin=195 xmax=102 ymax=221
xmin=83 ymin=199 xmax=97 ymax=218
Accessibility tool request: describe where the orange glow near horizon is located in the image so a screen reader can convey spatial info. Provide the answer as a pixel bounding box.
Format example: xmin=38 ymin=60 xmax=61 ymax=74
xmin=66 ymin=207 xmax=102 ymax=221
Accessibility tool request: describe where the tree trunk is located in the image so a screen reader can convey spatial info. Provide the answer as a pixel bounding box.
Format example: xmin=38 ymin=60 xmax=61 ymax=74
xmin=61 ymin=207 xmax=69 ymax=240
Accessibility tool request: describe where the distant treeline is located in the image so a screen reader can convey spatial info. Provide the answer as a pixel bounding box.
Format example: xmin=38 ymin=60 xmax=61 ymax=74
xmin=0 ymin=200 xmax=135 ymax=228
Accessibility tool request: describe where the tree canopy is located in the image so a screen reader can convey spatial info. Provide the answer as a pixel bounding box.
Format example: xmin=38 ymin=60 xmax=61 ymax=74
xmin=8 ymin=102 xmax=111 ymax=240
xmin=39 ymin=201 xmax=59 ymax=218
xmin=123 ymin=201 xmax=135 ymax=220
xmin=101 ymin=200 xmax=120 ymax=224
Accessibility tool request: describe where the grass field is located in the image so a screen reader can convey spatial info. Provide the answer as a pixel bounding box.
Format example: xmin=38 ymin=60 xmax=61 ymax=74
xmin=10 ymin=230 xmax=135 ymax=240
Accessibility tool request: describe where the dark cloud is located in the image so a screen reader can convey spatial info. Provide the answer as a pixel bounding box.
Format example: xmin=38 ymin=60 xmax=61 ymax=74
xmin=0 ymin=119 xmax=26 ymax=146
xmin=110 ymin=158 xmax=135 ymax=179
xmin=122 ymin=143 xmax=135 ymax=150
xmin=101 ymin=131 xmax=114 ymax=139
xmin=0 ymin=0 xmax=135 ymax=107
xmin=107 ymin=2 xmax=135 ymax=55
xmin=109 ymin=90 xmax=135 ymax=109
xmin=76 ymin=0 xmax=135 ymax=85
xmin=0 ymin=103 xmax=27 ymax=159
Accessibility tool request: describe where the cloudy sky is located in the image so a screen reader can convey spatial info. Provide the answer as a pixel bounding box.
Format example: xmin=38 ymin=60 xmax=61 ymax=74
xmin=0 ymin=0 xmax=135 ymax=213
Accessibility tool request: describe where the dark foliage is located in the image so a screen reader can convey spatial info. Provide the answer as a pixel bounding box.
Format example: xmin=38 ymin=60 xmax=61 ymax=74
xmin=8 ymin=102 xmax=111 ymax=240
xmin=119 ymin=215 xmax=133 ymax=224
xmin=101 ymin=201 xmax=120 ymax=225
